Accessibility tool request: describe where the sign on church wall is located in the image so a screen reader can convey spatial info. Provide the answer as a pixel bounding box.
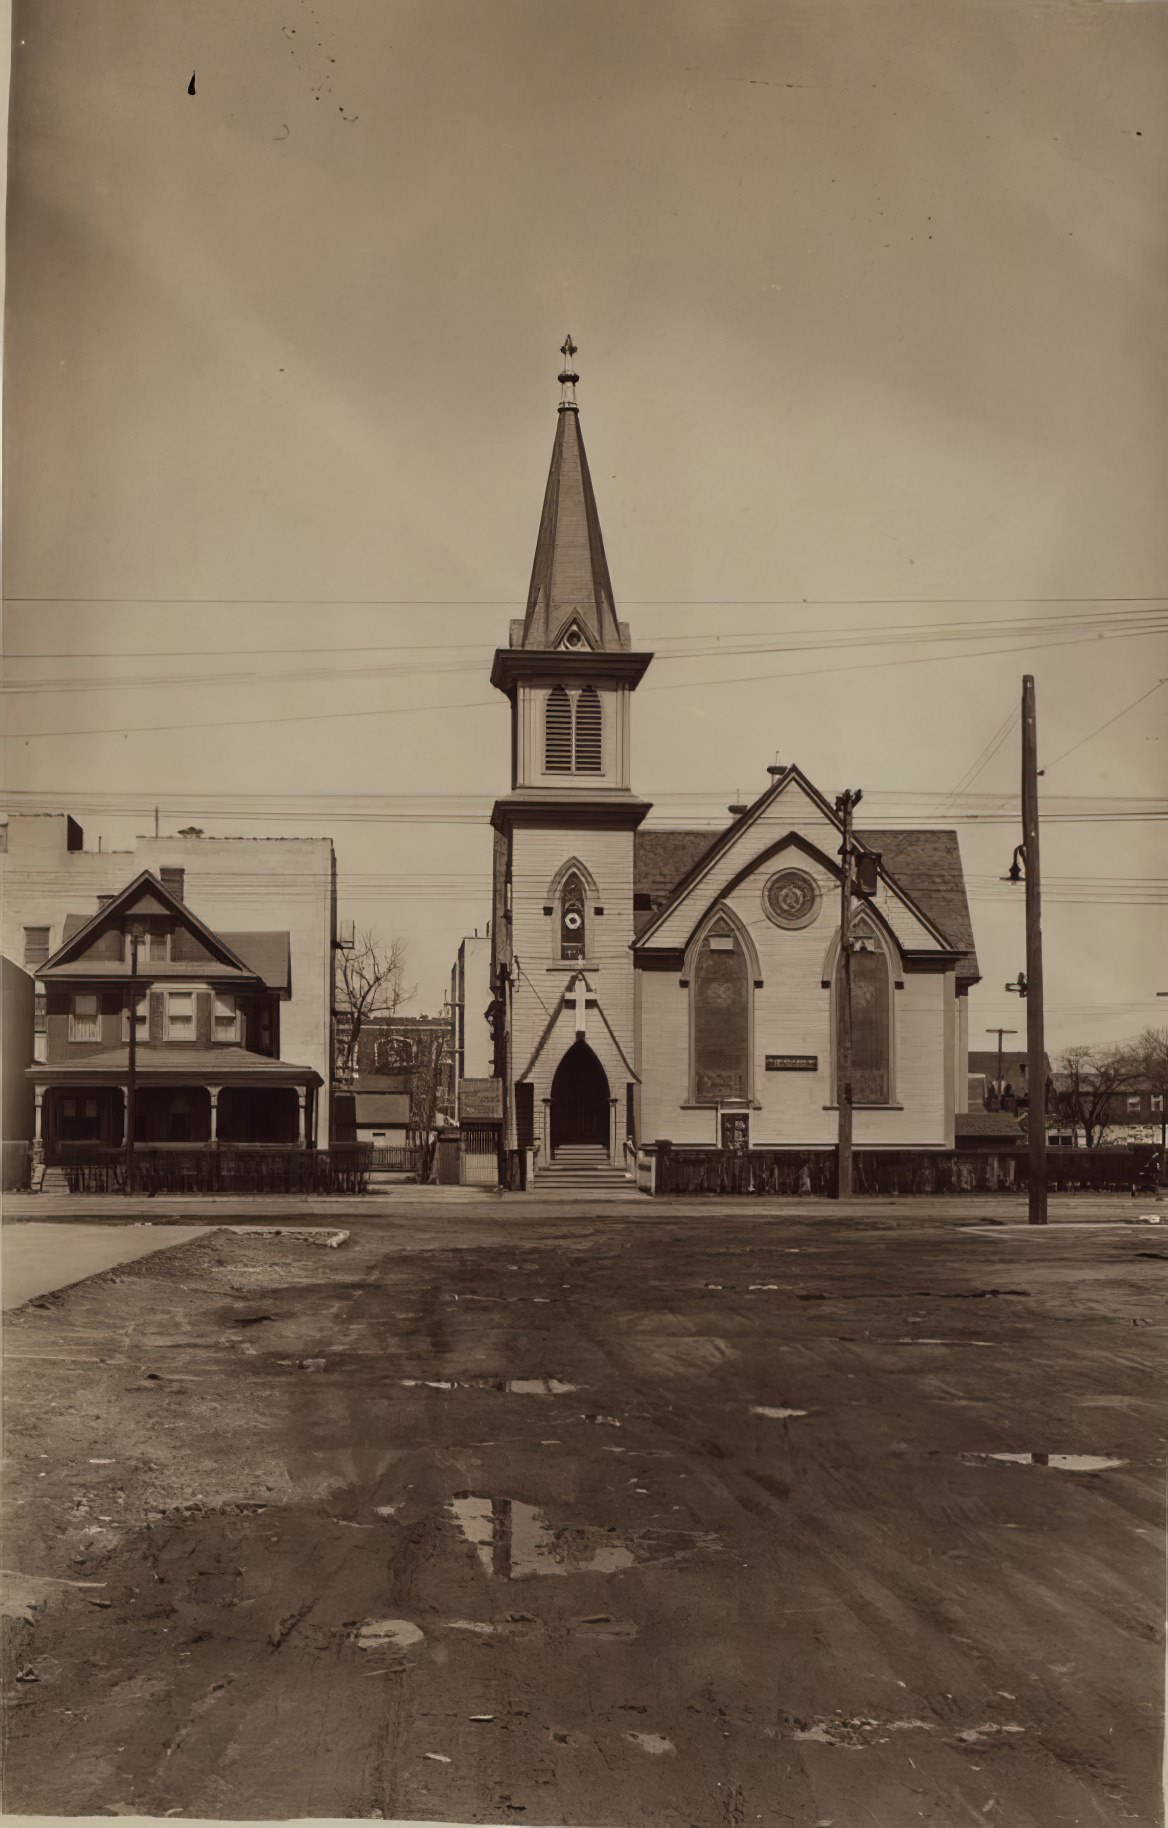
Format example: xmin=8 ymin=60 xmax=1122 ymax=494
xmin=765 ymin=1054 xmax=819 ymax=1072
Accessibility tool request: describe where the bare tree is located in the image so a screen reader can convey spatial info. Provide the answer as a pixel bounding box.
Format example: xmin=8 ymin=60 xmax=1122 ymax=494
xmin=1116 ymin=1026 xmax=1168 ymax=1146
xmin=1051 ymin=1043 xmax=1138 ymax=1149
xmin=406 ymin=1026 xmax=449 ymax=1182
xmin=335 ymin=932 xmax=411 ymax=1083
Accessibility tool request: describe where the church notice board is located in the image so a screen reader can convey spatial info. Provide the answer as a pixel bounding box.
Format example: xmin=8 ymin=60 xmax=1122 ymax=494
xmin=459 ymin=1077 xmax=504 ymax=1121
xmin=765 ymin=1055 xmax=818 ymax=1071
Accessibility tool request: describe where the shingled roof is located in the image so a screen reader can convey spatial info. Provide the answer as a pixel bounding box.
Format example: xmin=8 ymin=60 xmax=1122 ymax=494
xmin=515 ymin=397 xmax=626 ymax=653
xmin=633 ymin=824 xmax=980 ymax=984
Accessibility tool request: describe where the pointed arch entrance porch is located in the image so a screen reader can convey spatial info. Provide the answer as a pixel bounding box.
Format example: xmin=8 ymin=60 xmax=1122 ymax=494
xmin=550 ymin=1039 xmax=610 ymax=1153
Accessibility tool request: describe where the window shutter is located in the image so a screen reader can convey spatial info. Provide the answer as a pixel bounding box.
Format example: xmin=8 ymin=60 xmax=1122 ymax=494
xmin=544 ymin=687 xmax=572 ymax=772
xmin=149 ymin=990 xmax=165 ymax=1043
xmin=574 ymin=687 xmax=602 ymax=772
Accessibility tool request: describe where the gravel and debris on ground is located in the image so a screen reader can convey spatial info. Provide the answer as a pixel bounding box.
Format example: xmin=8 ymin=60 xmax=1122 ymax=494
xmin=1 ymin=1208 xmax=1163 ymax=1824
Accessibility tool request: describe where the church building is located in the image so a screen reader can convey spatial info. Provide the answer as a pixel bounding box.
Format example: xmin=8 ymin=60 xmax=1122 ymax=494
xmin=489 ymin=345 xmax=978 ymax=1187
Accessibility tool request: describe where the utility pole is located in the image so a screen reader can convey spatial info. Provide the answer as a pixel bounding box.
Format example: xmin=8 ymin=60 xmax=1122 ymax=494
xmin=1021 ymin=676 xmax=1047 ymax=1225
xmin=834 ymin=788 xmax=862 ymax=1199
xmin=986 ymin=1026 xmax=1018 ymax=1100
xmin=126 ymin=927 xmax=140 ymax=1197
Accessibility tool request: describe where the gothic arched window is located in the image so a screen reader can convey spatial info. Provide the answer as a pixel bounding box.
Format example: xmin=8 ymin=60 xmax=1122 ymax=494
xmin=545 ymin=686 xmax=572 ymax=772
xmin=835 ymin=924 xmax=892 ymax=1104
xmin=559 ymin=872 xmax=586 ymax=961
xmin=574 ymin=686 xmax=602 ymax=772
xmin=693 ymin=914 xmax=751 ymax=1104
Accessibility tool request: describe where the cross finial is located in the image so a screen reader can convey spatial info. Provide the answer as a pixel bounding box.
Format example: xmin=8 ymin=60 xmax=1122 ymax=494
xmin=558 ymin=333 xmax=579 ymax=412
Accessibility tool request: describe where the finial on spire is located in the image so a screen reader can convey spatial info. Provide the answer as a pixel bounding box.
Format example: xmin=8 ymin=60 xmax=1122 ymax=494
xmin=558 ymin=333 xmax=579 ymax=413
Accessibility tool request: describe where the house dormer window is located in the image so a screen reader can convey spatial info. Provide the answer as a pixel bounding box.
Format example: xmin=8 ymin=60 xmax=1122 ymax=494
xmin=543 ymin=685 xmax=603 ymax=775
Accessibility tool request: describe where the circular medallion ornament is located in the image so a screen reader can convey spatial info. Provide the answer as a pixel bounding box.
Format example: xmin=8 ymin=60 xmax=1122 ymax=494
xmin=763 ymin=868 xmax=821 ymax=930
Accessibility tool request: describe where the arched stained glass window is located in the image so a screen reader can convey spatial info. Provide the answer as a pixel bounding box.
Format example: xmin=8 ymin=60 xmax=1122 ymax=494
xmin=836 ymin=927 xmax=892 ymax=1104
xmin=693 ymin=914 xmax=750 ymax=1103
xmin=560 ymin=872 xmax=586 ymax=961
xmin=545 ymin=686 xmax=572 ymax=772
xmin=574 ymin=686 xmax=602 ymax=772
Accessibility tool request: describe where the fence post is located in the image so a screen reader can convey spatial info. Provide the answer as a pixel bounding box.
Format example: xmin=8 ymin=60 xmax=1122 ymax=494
xmin=655 ymin=1140 xmax=672 ymax=1197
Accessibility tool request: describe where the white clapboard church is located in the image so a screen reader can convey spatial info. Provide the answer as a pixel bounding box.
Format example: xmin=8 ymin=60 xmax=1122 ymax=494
xmin=488 ymin=345 xmax=979 ymax=1188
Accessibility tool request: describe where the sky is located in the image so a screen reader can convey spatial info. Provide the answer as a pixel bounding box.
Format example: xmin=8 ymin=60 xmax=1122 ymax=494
xmin=3 ymin=0 xmax=1167 ymax=1046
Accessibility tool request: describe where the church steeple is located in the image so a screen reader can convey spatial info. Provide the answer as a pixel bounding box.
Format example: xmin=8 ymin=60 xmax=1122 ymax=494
xmin=515 ymin=337 xmax=629 ymax=655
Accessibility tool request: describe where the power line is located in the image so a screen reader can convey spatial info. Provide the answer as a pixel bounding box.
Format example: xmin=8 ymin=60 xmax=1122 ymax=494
xmin=5 ymin=592 xmax=1166 ymax=607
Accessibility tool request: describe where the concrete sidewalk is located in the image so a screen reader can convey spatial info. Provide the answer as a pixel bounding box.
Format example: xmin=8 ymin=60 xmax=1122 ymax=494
xmin=1 ymin=1221 xmax=210 ymax=1309
xmin=3 ymin=1188 xmax=1160 ymax=1227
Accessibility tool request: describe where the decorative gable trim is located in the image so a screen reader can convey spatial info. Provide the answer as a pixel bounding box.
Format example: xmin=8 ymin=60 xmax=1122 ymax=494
xmin=41 ymin=871 xmax=254 ymax=978
xmin=632 ymin=773 xmax=963 ymax=962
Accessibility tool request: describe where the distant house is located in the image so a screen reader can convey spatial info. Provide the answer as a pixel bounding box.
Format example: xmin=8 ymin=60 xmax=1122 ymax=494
xmin=967 ymin=1050 xmax=1053 ymax=1116
xmin=2 ymin=812 xmax=338 ymax=1170
xmin=1047 ymin=1074 xmax=1166 ymax=1150
xmin=335 ymin=1010 xmax=456 ymax=1120
xmin=28 ymin=871 xmax=323 ymax=1166
xmin=333 ymin=1073 xmax=412 ymax=1148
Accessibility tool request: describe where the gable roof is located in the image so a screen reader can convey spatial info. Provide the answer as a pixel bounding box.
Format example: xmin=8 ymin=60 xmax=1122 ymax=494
xmin=857 ymin=830 xmax=979 ymax=984
xmin=42 ymin=872 xmax=255 ymax=983
xmin=630 ymin=767 xmax=980 ymax=985
xmin=220 ymin=932 xmax=291 ymax=995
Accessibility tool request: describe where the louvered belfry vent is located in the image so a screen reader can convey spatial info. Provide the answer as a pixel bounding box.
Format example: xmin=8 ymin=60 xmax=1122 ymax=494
xmin=574 ymin=686 xmax=602 ymax=772
xmin=544 ymin=685 xmax=573 ymax=772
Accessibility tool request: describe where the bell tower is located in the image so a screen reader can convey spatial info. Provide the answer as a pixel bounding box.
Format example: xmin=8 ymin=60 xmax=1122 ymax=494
xmin=490 ymin=340 xmax=653 ymax=1174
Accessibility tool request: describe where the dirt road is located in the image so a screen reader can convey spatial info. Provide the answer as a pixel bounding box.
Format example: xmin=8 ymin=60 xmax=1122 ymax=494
xmin=2 ymin=1210 xmax=1163 ymax=1824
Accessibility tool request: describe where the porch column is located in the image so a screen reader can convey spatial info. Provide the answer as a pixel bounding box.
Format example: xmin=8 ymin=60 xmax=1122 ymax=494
xmin=119 ymin=1084 xmax=129 ymax=1148
xmin=296 ymin=1088 xmax=307 ymax=1147
xmin=609 ymin=1097 xmax=618 ymax=1163
xmin=31 ymin=1086 xmax=45 ymax=1170
xmin=208 ymin=1085 xmax=221 ymax=1146
xmin=541 ymin=1096 xmax=551 ymax=1165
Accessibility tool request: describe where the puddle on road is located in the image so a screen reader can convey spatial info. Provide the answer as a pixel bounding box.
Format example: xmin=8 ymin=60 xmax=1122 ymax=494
xmin=963 ymin=1453 xmax=1127 ymax=1472
xmin=355 ymin=1618 xmax=424 ymax=1651
xmin=399 ymin=1377 xmax=577 ymax=1396
xmin=448 ymin=1496 xmax=636 ymax=1579
xmin=506 ymin=1379 xmax=577 ymax=1396
xmin=751 ymin=1405 xmax=808 ymax=1420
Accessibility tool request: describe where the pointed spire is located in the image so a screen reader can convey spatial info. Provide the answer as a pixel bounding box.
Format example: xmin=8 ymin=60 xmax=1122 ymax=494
xmin=516 ymin=338 xmax=627 ymax=653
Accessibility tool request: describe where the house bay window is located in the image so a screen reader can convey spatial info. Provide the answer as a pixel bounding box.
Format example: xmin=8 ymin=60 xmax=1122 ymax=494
xmin=165 ymin=991 xmax=196 ymax=1041
xmin=68 ymin=994 xmax=102 ymax=1042
xmin=214 ymin=994 xmax=240 ymax=1043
